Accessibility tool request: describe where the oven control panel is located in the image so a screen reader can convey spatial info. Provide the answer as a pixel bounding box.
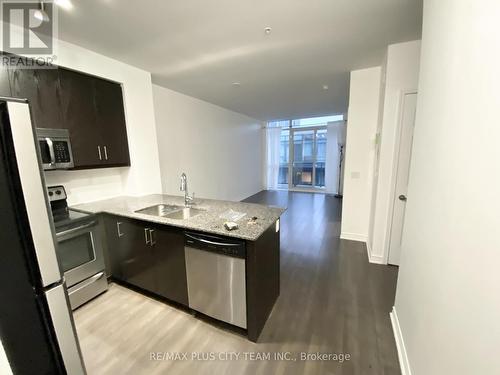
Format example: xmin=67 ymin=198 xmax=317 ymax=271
xmin=47 ymin=185 xmax=67 ymax=202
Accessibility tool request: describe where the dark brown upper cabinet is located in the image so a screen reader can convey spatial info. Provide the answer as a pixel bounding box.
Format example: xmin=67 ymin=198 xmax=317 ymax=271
xmin=58 ymin=67 xmax=130 ymax=169
xmin=0 ymin=59 xmax=11 ymax=97
xmin=59 ymin=68 xmax=103 ymax=168
xmin=8 ymin=60 xmax=64 ymax=129
xmin=94 ymin=78 xmax=130 ymax=167
xmin=3 ymin=53 xmax=131 ymax=170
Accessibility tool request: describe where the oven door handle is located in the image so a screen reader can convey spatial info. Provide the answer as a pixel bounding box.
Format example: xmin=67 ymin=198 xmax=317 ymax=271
xmin=45 ymin=137 xmax=56 ymax=166
xmin=56 ymin=220 xmax=97 ymax=239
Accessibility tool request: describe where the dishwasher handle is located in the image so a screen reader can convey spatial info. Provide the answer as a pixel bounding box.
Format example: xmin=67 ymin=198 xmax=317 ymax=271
xmin=185 ymin=232 xmax=246 ymax=258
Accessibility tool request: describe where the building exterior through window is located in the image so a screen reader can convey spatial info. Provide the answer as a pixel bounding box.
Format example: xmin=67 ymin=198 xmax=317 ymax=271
xmin=268 ymin=115 xmax=344 ymax=191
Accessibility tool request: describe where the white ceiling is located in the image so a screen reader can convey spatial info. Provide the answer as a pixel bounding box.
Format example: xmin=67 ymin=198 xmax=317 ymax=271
xmin=56 ymin=0 xmax=422 ymax=121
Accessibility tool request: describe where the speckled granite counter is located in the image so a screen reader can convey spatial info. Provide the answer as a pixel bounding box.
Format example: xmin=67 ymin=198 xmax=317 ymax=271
xmin=71 ymin=194 xmax=286 ymax=241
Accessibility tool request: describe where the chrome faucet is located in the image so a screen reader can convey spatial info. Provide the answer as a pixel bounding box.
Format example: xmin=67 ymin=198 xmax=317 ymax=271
xmin=180 ymin=173 xmax=194 ymax=207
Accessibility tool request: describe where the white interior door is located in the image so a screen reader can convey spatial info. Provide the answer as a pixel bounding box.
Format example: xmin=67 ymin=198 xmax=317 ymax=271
xmin=388 ymin=93 xmax=418 ymax=265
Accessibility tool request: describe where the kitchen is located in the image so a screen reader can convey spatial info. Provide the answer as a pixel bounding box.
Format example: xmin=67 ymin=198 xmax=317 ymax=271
xmin=7 ymin=1 xmax=493 ymax=375
xmin=0 ymin=45 xmax=285 ymax=372
xmin=0 ymin=5 xmax=292 ymax=370
xmin=0 ymin=0 xmax=419 ymax=373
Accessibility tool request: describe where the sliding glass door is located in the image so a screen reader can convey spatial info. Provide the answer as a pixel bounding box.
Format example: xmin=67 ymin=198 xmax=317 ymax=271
xmin=277 ymin=126 xmax=327 ymax=190
xmin=292 ymin=129 xmax=314 ymax=187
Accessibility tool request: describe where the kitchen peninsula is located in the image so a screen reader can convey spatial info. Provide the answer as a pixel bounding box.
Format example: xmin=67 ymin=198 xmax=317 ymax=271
xmin=73 ymin=194 xmax=285 ymax=342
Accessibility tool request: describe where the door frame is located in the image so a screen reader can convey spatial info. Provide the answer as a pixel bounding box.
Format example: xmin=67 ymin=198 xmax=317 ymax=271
xmin=385 ymin=89 xmax=418 ymax=264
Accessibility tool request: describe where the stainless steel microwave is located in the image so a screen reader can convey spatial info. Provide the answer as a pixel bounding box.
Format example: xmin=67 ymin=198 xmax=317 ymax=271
xmin=36 ymin=128 xmax=74 ymax=170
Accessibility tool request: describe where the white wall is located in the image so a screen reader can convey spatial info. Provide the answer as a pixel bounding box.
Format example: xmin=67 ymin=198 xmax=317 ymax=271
xmin=23 ymin=32 xmax=163 ymax=205
xmin=367 ymin=53 xmax=387 ymax=259
xmin=368 ymin=40 xmax=421 ymax=263
xmin=341 ymin=67 xmax=381 ymax=242
xmin=393 ymin=1 xmax=500 ymax=374
xmin=153 ymin=85 xmax=263 ymax=202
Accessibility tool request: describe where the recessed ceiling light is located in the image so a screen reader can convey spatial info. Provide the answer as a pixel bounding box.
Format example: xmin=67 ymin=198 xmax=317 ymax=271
xmin=55 ymin=0 xmax=74 ymax=10
xmin=323 ymin=85 xmax=329 ymax=90
xmin=232 ymin=82 xmax=241 ymax=87
xmin=264 ymin=27 xmax=272 ymax=35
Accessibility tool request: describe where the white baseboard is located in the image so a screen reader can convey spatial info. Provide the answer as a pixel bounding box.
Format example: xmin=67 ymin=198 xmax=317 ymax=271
xmin=366 ymin=242 xmax=386 ymax=264
xmin=340 ymin=232 xmax=367 ymax=242
xmin=341 ymin=234 xmax=387 ymax=264
xmin=390 ymin=307 xmax=412 ymax=375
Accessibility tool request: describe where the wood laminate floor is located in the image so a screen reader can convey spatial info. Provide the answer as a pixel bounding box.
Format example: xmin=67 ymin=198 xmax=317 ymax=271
xmin=73 ymin=190 xmax=400 ymax=375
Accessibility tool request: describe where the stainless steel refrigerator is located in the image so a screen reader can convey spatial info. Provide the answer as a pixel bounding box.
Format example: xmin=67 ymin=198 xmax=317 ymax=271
xmin=0 ymin=98 xmax=86 ymax=374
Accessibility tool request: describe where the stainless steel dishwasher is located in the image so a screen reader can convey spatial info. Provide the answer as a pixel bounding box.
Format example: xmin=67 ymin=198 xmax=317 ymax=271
xmin=184 ymin=232 xmax=247 ymax=329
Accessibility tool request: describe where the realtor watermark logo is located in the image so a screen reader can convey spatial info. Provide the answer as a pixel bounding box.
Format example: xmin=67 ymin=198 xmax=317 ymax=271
xmin=1 ymin=0 xmax=58 ymax=68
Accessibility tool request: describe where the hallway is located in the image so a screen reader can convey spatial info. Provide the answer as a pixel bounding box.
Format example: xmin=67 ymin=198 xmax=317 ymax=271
xmin=74 ymin=191 xmax=399 ymax=375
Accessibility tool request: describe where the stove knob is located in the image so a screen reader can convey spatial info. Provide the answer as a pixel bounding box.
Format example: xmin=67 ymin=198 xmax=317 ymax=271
xmin=48 ymin=191 xmax=53 ymax=196
xmin=56 ymin=190 xmax=61 ymax=195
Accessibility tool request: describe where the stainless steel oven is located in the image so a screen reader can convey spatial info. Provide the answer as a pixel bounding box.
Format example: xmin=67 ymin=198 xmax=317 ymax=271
xmin=37 ymin=128 xmax=74 ymax=170
xmin=56 ymin=216 xmax=107 ymax=309
xmin=56 ymin=219 xmax=104 ymax=286
xmin=49 ymin=185 xmax=107 ymax=310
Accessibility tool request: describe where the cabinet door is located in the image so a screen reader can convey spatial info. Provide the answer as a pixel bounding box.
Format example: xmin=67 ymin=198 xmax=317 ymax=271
xmin=8 ymin=59 xmax=64 ymax=129
xmin=104 ymin=216 xmax=155 ymax=292
xmin=103 ymin=216 xmax=123 ymax=278
xmin=0 ymin=55 xmax=11 ymax=96
xmin=33 ymin=68 xmax=65 ymax=129
xmin=152 ymin=226 xmax=188 ymax=305
xmin=59 ymin=68 xmax=103 ymax=168
xmin=94 ymin=78 xmax=130 ymax=167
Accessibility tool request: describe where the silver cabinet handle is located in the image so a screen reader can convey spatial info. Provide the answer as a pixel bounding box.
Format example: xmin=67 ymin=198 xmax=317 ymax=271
xmin=46 ymin=137 xmax=55 ymax=165
xmin=144 ymin=228 xmax=150 ymax=245
xmin=104 ymin=146 xmax=108 ymax=160
xmin=149 ymin=229 xmax=155 ymax=246
xmin=117 ymin=222 xmax=124 ymax=237
xmin=97 ymin=146 xmax=102 ymax=160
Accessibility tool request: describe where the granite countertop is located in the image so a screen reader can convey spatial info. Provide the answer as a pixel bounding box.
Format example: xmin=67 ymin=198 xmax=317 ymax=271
xmin=71 ymin=194 xmax=286 ymax=241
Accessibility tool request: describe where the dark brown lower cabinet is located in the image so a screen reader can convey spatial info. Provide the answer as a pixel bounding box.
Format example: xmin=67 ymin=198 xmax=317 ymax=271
xmin=104 ymin=217 xmax=154 ymax=291
xmin=152 ymin=226 xmax=188 ymax=305
xmin=103 ymin=214 xmax=280 ymax=342
xmin=103 ymin=215 xmax=188 ymax=306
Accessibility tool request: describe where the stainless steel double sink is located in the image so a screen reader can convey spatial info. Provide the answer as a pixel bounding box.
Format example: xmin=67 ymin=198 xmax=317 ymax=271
xmin=135 ymin=204 xmax=205 ymax=220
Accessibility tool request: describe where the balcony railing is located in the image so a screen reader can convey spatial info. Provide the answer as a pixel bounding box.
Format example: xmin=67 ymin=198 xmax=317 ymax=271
xmin=279 ymin=162 xmax=325 ymax=188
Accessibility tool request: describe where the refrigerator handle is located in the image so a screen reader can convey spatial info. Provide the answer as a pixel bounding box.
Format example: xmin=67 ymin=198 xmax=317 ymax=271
xmin=45 ymin=137 xmax=56 ymax=166
xmin=7 ymin=101 xmax=62 ymax=286
xmin=45 ymin=284 xmax=86 ymax=375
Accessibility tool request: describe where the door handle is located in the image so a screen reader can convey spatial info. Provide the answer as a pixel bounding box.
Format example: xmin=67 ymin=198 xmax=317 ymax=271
xmin=56 ymin=220 xmax=97 ymax=239
xmin=97 ymin=146 xmax=102 ymax=160
xmin=104 ymin=146 xmax=108 ymax=160
xmin=46 ymin=137 xmax=55 ymax=165
xmin=144 ymin=228 xmax=150 ymax=245
xmin=399 ymin=195 xmax=407 ymax=201
xmin=149 ymin=229 xmax=155 ymax=246
xmin=117 ymin=222 xmax=124 ymax=237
